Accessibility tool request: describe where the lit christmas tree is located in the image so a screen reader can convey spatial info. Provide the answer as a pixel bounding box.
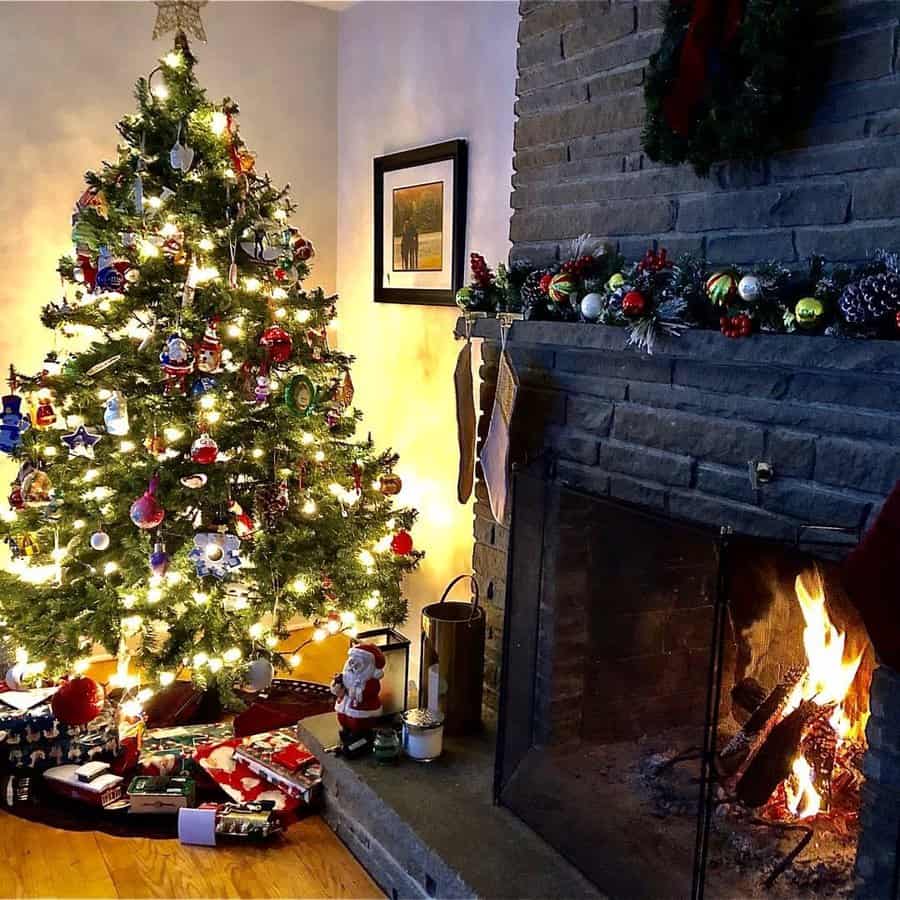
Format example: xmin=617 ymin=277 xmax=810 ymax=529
xmin=0 ymin=27 xmax=421 ymax=708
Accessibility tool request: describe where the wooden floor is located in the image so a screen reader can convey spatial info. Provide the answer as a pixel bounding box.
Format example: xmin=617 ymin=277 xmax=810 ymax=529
xmin=0 ymin=810 xmax=383 ymax=899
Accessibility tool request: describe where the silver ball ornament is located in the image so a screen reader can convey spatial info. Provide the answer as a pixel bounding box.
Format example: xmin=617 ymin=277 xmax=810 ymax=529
xmin=5 ymin=665 xmax=26 ymax=691
xmin=246 ymin=657 xmax=274 ymax=692
xmin=90 ymin=531 xmax=110 ymax=551
xmin=580 ymin=292 xmax=604 ymax=320
xmin=738 ymin=275 xmax=762 ymax=302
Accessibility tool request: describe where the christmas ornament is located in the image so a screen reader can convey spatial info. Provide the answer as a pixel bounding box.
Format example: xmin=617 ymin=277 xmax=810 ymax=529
xmin=160 ymin=333 xmax=195 ymax=394
xmin=795 ymin=297 xmax=825 ymax=329
xmin=240 ymin=226 xmax=283 ymax=265
xmin=149 ymin=541 xmax=171 ymax=576
xmin=246 ymin=658 xmax=274 ymax=692
xmin=255 ymin=374 xmax=271 ymax=405
xmin=720 ymin=314 xmax=753 ymax=339
xmin=95 ymin=248 xmax=131 ymax=293
xmin=191 ymin=375 xmax=218 ymax=398
xmin=228 ymin=499 xmax=255 ymax=539
xmin=169 ymin=126 xmax=196 ymax=173
xmin=292 ymin=234 xmax=315 ymax=263
xmin=5 ymin=665 xmax=27 ymax=691
xmin=195 ymin=318 xmax=222 ymax=373
xmin=8 ymin=484 xmax=23 ymax=509
xmin=285 ymin=374 xmax=317 ymax=417
xmin=254 ymin=480 xmax=289 ymax=530
xmin=152 ymin=0 xmax=208 ymax=43
xmin=607 ymin=272 xmax=625 ymax=290
xmin=339 ymin=371 xmax=355 ymax=408
xmin=738 ymin=275 xmax=763 ymax=303
xmin=706 ymin=272 xmax=737 ymax=306
xmin=332 ymin=643 xmax=386 ymax=737
xmin=379 ymin=474 xmax=402 ymax=496
xmin=130 ymin=474 xmax=166 ymax=530
xmin=85 ymin=355 xmax=122 ymax=378
xmin=189 ymin=532 xmax=243 ymax=579
xmin=622 ymin=291 xmax=647 ymax=318
xmin=259 ymin=326 xmax=293 ymax=364
xmin=34 ymin=396 xmax=57 ymax=429
xmin=538 ymin=273 xmax=553 ymax=295
xmin=41 ymin=352 xmax=62 ymax=377
xmin=455 ymin=287 xmax=475 ymax=310
xmin=0 ymin=394 xmax=31 ymax=454
xmin=51 ymin=677 xmax=105 ymax=726
xmin=305 ymin=327 xmax=328 ymax=361
xmin=190 ymin=432 xmax=219 ymax=465
xmin=103 ymin=391 xmax=129 ymax=436
xmin=838 ymin=272 xmax=900 ymax=326
xmin=90 ymin=530 xmax=110 ymax=551
xmin=547 ymin=273 xmax=577 ymax=305
xmin=580 ymin=292 xmax=604 ymax=320
xmin=180 ymin=473 xmax=208 ymax=489
xmin=637 ymin=248 xmax=671 ymax=273
xmin=21 ymin=469 xmax=52 ymax=507
xmin=145 ymin=431 xmax=168 ymax=460
xmin=390 ymin=530 xmax=414 ymax=556
xmin=61 ymin=424 xmax=101 ymax=459
xmin=7 ymin=532 xmax=39 ymax=559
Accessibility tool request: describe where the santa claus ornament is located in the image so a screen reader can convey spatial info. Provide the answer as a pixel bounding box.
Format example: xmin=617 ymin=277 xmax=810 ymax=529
xmin=331 ymin=643 xmax=385 ymax=752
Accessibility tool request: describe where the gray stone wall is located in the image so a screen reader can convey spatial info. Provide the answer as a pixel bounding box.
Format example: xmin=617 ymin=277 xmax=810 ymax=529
xmin=512 ymin=0 xmax=900 ymax=266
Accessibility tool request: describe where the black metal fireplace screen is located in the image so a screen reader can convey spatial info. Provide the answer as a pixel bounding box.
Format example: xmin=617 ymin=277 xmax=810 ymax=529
xmin=494 ymin=465 xmax=871 ymax=899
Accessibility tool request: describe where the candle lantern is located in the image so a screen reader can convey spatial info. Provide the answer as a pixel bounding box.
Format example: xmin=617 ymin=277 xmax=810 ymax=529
xmin=352 ymin=627 xmax=410 ymax=716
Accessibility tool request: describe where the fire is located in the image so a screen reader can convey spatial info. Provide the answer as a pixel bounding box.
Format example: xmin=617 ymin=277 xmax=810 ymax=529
xmin=781 ymin=570 xmax=865 ymax=820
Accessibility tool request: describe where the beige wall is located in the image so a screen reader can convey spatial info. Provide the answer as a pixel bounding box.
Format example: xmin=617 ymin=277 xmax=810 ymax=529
xmin=0 ymin=0 xmax=338 ymax=382
xmin=336 ymin=1 xmax=518 ymax=666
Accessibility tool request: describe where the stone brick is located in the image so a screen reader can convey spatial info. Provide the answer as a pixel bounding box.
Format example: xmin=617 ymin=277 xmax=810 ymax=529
xmin=710 ymin=160 xmax=768 ymax=190
xmin=515 ymin=92 xmax=645 ymax=148
xmin=612 ymin=403 xmax=766 ymax=466
xmin=510 ymin=196 xmax=673 ymax=241
xmin=769 ymin=137 xmax=900 ymax=179
xmin=673 ymin=359 xmax=790 ymax=400
xmin=548 ymin=372 xmax=629 ymax=402
xmin=517 ymin=0 xmax=602 ymax=42
xmin=586 ymin=65 xmax=644 ymax=99
xmin=516 ymin=80 xmax=588 ymax=117
xmin=562 ymin=6 xmax=635 ymax=57
xmin=472 ymin=541 xmax=508 ymax=582
xmin=567 ymin=394 xmax=614 ymax=432
xmin=695 ymin=463 xmax=757 ymax=505
xmin=608 ymin=473 xmax=668 ymax=510
xmin=518 ymin=29 xmax=563 ymax=71
xmin=552 ymin=427 xmax=599 ymax=465
xmin=853 ymin=168 xmax=900 ymax=220
xmin=508 ymin=344 xmax=555 ymax=372
xmin=863 ymin=747 xmax=900 ymax=789
xmin=508 ymin=241 xmax=560 ymax=268
xmin=869 ymin=110 xmax=900 ymax=137
xmin=513 ymin=143 xmax=568 ymax=172
xmin=814 ymin=75 xmax=900 ymax=124
xmin=598 ymin=438 xmax=693 ymax=487
xmin=795 ymin=222 xmax=900 ymax=262
xmin=869 ymin=665 xmax=900 ymax=721
xmin=637 ymin=1 xmax=667 ymax=30
xmin=557 ymin=348 xmax=671 ymax=382
xmin=815 ymin=435 xmax=900 ymax=494
xmin=827 ymin=26 xmax=896 ymax=84
xmin=568 ymin=127 xmax=644 ymax=159
xmin=787 ymin=370 xmax=900 ymax=413
xmin=706 ymin=230 xmax=796 ymax=264
xmin=668 ymin=489 xmax=798 ymax=541
xmin=556 ymin=460 xmax=610 ymax=497
xmin=677 ymin=183 xmax=849 ymax=231
xmin=759 ymin=479 xmax=872 ymax=529
xmin=765 ymin=429 xmax=817 ymax=479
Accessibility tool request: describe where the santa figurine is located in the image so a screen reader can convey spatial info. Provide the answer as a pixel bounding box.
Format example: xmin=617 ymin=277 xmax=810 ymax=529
xmin=331 ymin=643 xmax=385 ymax=752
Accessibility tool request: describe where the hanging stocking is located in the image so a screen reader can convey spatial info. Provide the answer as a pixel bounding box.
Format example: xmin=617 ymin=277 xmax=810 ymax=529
xmin=479 ymin=324 xmax=518 ymax=523
xmin=454 ymin=326 xmax=476 ymax=504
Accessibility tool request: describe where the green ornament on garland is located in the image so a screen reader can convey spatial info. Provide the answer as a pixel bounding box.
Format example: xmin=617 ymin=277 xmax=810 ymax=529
xmin=607 ymin=272 xmax=625 ymax=290
xmin=795 ymin=297 xmax=824 ymax=329
xmin=455 ymin=287 xmax=475 ymax=310
xmin=548 ymin=273 xmax=577 ymax=305
xmin=706 ymin=272 xmax=737 ymax=306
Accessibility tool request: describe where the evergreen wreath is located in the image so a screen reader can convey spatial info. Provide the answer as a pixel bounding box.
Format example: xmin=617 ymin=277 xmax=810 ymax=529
xmin=642 ymin=0 xmax=823 ymax=176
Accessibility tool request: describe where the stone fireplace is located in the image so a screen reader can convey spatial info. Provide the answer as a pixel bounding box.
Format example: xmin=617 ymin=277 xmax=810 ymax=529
xmin=465 ymin=318 xmax=900 ymax=899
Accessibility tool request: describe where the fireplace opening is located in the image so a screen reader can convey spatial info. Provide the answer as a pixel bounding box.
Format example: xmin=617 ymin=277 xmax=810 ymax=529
xmin=495 ymin=468 xmax=874 ymax=899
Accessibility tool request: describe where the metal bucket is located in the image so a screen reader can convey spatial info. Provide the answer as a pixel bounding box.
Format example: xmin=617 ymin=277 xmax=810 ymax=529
xmin=419 ymin=575 xmax=485 ymax=736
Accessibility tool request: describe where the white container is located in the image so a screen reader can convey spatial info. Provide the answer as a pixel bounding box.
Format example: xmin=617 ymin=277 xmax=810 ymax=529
xmin=402 ymin=708 xmax=444 ymax=762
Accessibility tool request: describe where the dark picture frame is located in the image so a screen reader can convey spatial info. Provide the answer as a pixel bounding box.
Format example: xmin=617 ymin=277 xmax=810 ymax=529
xmin=374 ymin=140 xmax=468 ymax=307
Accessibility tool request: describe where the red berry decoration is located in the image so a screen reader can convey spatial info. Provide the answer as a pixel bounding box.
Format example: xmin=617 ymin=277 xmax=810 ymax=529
xmin=720 ymin=314 xmax=753 ymax=339
xmin=390 ymin=529 xmax=414 ymax=556
xmin=622 ymin=291 xmax=647 ymax=318
xmin=637 ymin=248 xmax=671 ymax=273
xmin=561 ymin=255 xmax=594 ymax=278
xmin=51 ymin=676 xmax=105 ymax=726
xmin=469 ymin=253 xmax=494 ymax=289
xmin=539 ymin=273 xmax=553 ymax=295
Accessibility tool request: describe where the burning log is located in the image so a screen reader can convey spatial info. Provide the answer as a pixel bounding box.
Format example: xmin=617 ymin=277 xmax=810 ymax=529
xmin=736 ymin=700 xmax=822 ymax=809
xmin=731 ymin=677 xmax=767 ymax=719
xmin=803 ymin=715 xmax=837 ymax=813
xmin=717 ymin=666 xmax=805 ymax=782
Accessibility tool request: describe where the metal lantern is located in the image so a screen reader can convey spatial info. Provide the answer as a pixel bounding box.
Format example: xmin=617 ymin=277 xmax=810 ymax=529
xmin=353 ymin=627 xmax=410 ymax=716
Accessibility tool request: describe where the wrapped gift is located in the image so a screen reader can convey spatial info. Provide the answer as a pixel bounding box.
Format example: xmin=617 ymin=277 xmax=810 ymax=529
xmin=127 ymin=774 xmax=196 ymax=814
xmin=43 ymin=764 xmax=125 ymax=808
xmin=0 ymin=703 xmax=118 ymax=771
xmin=233 ymin=729 xmax=322 ymax=803
xmin=138 ymin=722 xmax=234 ymax=775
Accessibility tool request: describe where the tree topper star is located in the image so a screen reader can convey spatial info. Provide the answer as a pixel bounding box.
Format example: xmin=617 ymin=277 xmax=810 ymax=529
xmin=61 ymin=425 xmax=102 ymax=459
xmin=153 ymin=1 xmax=208 ymax=43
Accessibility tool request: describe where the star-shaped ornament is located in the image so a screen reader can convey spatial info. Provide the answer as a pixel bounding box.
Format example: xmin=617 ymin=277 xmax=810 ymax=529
xmin=152 ymin=1 xmax=208 ymax=43
xmin=61 ymin=424 xmax=102 ymax=459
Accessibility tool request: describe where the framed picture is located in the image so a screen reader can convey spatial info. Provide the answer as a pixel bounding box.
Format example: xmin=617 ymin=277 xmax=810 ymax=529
xmin=374 ymin=140 xmax=468 ymax=307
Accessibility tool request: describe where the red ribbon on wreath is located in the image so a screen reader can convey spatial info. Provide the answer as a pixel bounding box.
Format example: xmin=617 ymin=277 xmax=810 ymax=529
xmin=663 ymin=0 xmax=745 ymax=137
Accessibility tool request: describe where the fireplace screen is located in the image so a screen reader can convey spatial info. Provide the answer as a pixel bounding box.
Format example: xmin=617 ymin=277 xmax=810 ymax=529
xmin=495 ymin=470 xmax=872 ymax=899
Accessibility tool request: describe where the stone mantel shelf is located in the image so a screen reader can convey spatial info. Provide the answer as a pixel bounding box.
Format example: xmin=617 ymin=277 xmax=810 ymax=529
xmin=454 ymin=317 xmax=900 ymax=377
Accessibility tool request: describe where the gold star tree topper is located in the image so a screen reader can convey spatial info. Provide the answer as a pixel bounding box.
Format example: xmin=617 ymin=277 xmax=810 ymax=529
xmin=152 ymin=1 xmax=208 ymax=43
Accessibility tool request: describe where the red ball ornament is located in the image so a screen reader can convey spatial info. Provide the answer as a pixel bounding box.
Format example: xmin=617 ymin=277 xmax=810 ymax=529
xmin=390 ymin=530 xmax=414 ymax=556
xmin=622 ymin=291 xmax=647 ymax=318
xmin=259 ymin=326 xmax=293 ymax=364
xmin=129 ymin=474 xmax=166 ymax=530
xmin=896 ymin=310 xmax=900 ymax=333
xmin=51 ymin=676 xmax=105 ymax=726
xmin=190 ymin=432 xmax=219 ymax=465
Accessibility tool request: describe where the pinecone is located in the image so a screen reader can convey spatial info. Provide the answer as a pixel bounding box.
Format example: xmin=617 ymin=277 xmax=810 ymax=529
xmin=839 ymin=272 xmax=900 ymax=326
xmin=521 ymin=269 xmax=549 ymax=313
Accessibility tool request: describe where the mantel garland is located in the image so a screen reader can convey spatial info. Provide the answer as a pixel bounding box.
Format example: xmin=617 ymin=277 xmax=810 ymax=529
xmin=457 ymin=237 xmax=900 ymax=354
xmin=642 ymin=0 xmax=822 ymax=176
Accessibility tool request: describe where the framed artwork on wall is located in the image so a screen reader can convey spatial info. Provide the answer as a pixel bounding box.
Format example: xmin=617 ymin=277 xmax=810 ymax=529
xmin=374 ymin=140 xmax=468 ymax=307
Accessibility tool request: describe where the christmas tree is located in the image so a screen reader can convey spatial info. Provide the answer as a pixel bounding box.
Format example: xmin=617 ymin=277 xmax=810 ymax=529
xmin=0 ymin=29 xmax=420 ymax=706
